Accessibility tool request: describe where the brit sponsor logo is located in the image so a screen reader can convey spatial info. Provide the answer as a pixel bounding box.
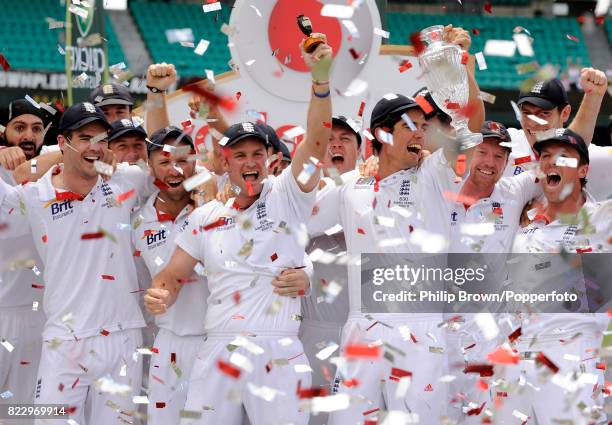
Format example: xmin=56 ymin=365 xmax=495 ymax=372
xmin=50 ymin=200 xmax=74 ymax=220
xmin=146 ymin=229 xmax=167 ymax=246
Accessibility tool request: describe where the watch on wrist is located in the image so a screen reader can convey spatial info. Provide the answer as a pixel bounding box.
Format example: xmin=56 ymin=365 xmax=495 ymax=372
xmin=147 ymin=85 xmax=166 ymax=94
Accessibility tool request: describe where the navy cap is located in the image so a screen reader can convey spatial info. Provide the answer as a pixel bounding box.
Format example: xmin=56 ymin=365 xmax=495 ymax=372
xmin=480 ymin=121 xmax=511 ymax=151
xmin=370 ymin=94 xmax=422 ymax=131
xmin=413 ymin=87 xmax=452 ymax=125
xmin=332 ymin=115 xmax=362 ymax=147
xmin=90 ymin=83 xmax=134 ymax=108
xmin=148 ymin=126 xmax=194 ymax=155
xmin=258 ymin=123 xmax=291 ymax=162
xmin=108 ymin=119 xmax=148 ymax=143
xmin=221 ymin=122 xmax=269 ymax=149
xmin=518 ymin=78 xmax=569 ymax=110
xmin=58 ymin=102 xmax=112 ymax=133
xmin=6 ymin=99 xmax=45 ymax=125
xmin=533 ymin=128 xmax=589 ymax=164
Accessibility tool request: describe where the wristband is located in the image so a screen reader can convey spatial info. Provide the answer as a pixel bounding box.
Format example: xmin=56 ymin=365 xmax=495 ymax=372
xmin=312 ymin=79 xmax=330 ymax=86
xmin=147 ymin=85 xmax=166 ymax=94
xmin=312 ymin=87 xmax=331 ymax=98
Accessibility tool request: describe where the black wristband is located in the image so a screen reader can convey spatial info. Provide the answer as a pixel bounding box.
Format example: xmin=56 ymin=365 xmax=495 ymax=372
xmin=147 ymin=85 xmax=166 ymax=94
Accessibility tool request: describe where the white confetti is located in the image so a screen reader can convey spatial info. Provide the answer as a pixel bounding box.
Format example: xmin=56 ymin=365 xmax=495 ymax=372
xmin=555 ymin=157 xmax=578 ymax=168
xmin=154 ymin=256 xmax=164 ymax=267
xmin=475 ymin=52 xmax=487 ymax=70
xmin=309 ymin=248 xmax=337 ymax=264
xmin=202 ymin=2 xmax=221 ymax=13
xmin=394 ymin=376 xmax=412 ymax=399
xmin=247 ymin=382 xmax=280 ymax=402
xmin=294 ymin=364 xmax=313 ymax=373
xmin=95 ymin=376 xmax=132 ymax=395
xmin=69 ymin=5 xmax=88 ymax=19
xmin=483 ymin=40 xmax=516 ymax=57
xmin=165 ymin=28 xmax=194 ymax=44
xmin=321 ymin=4 xmax=354 ymax=18
xmin=229 ymin=336 xmax=265 ymax=355
xmin=94 ymin=160 xmax=114 ymax=177
xmin=510 ymin=100 xmax=522 ymax=122
xmin=310 ymin=394 xmax=350 ymax=413
xmin=341 ymin=20 xmax=359 ymax=38
xmin=136 ymin=348 xmax=153 ymax=355
xmin=460 ymin=222 xmax=495 ymax=236
xmin=205 ymin=69 xmax=215 ymax=84
xmin=439 ymin=375 xmax=457 ymax=382
xmin=182 ymin=170 xmax=212 ymax=192
xmin=1 ymin=339 xmax=14 ymax=352
xmin=527 ymin=114 xmax=548 ymax=125
xmin=180 ymin=41 xmax=195 ymax=48
xmin=250 ymin=4 xmax=262 ymax=16
xmin=375 ymin=128 xmax=393 ymax=145
xmin=324 ymin=224 xmax=343 ymax=236
xmin=375 ymin=215 xmax=395 ymax=227
xmin=475 ymin=313 xmax=499 ymax=340
xmin=315 ymin=342 xmax=339 ymax=360
xmin=119 ymin=363 xmax=127 ymax=377
xmin=479 ymin=91 xmax=496 ymax=104
xmin=343 ymin=78 xmax=368 ymax=96
xmin=513 ymin=33 xmax=534 ymax=57
xmin=374 ymin=27 xmax=390 ymax=39
xmin=401 ymin=113 xmax=416 ymax=131
xmin=132 ymin=395 xmax=149 ymax=404
xmin=32 ymin=301 xmax=39 ymax=311
xmin=362 ymin=129 xmax=374 ymax=140
xmin=512 ymin=409 xmax=529 ymax=421
xmin=230 ymin=352 xmax=253 ymax=373
xmin=595 ymin=0 xmax=610 ymax=15
xmin=283 ymin=126 xmax=306 ymax=140
xmin=194 ymin=39 xmax=210 ymax=56
xmin=0 ymin=391 xmax=13 ymax=399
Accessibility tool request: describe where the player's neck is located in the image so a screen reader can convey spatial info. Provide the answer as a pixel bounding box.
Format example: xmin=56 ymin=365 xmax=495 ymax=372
xmin=460 ymin=176 xmax=494 ymax=201
xmin=543 ymin=190 xmax=586 ymax=220
xmin=155 ymin=191 xmax=191 ymax=218
xmin=54 ymin=165 xmax=98 ymax=196
xmin=377 ymin=155 xmax=412 ymax=180
xmin=233 ymin=193 xmax=260 ymax=210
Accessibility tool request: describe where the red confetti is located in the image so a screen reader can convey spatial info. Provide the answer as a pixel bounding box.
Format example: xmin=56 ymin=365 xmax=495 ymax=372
xmin=535 ymin=352 xmax=559 ymax=374
xmin=151 ymin=347 xmax=159 ymax=354
xmin=298 ymin=289 xmax=305 ymax=296
xmin=345 ymin=344 xmax=380 ymax=359
xmin=471 ymin=28 xmax=480 ymax=36
xmin=514 ymin=155 xmax=532 ymax=166
xmin=461 ymin=51 xmax=469 ymax=65
xmin=358 ymin=101 xmax=366 ymax=117
xmin=342 ymin=378 xmax=360 ymax=388
xmin=133 ymin=250 xmax=141 ymax=257
xmin=203 ymin=218 xmax=226 ymax=231
xmin=0 ymin=54 xmax=10 ymax=71
xmin=596 ymin=362 xmax=606 ymax=370
xmin=349 ymin=48 xmax=360 ymax=60
xmin=410 ymin=333 xmax=418 ymax=343
xmin=116 ymin=189 xmax=136 ymax=204
xmin=467 ymin=402 xmax=486 ymax=416
xmin=297 ymin=387 xmax=328 ymax=398
xmin=236 ymin=92 xmax=242 ymax=100
xmin=446 ymin=102 xmax=461 ymax=110
xmin=363 ymin=407 xmax=380 ymax=416
xmin=170 ymin=352 xmax=176 ymax=363
xmin=576 ymin=247 xmax=593 ymax=253
xmin=492 ymin=207 xmax=503 ymax=215
xmin=399 ymin=60 xmax=412 ymax=73
xmin=81 ymin=231 xmax=104 ymax=240
xmin=182 ymin=80 xmax=236 ymax=111
xmin=270 ymin=253 xmax=278 ymax=262
xmin=153 ymin=179 xmax=170 ymax=190
xmin=233 ymin=291 xmax=241 ymax=304
xmin=424 ymin=383 xmax=433 ymax=392
xmin=152 ymin=375 xmax=165 ymax=385
xmin=31 ymin=284 xmax=44 ymax=289
xmin=217 ymin=359 xmax=241 ymax=378
xmin=483 ymin=2 xmax=493 ymax=13
xmin=100 ymin=329 xmax=110 ymax=336
xmin=508 ymin=327 xmax=522 ymax=343
xmin=323 ymin=121 xmax=332 ymax=128
xmin=457 ymin=99 xmax=480 ymax=119
xmin=41 ymin=235 xmax=48 ymax=243
xmin=566 ymin=34 xmax=579 ymax=43
xmin=390 ymin=367 xmax=412 ymax=379
xmin=496 ymin=391 xmax=508 ymax=397
xmin=19 ymin=361 xmax=31 ymax=365
xmin=71 ymin=377 xmax=80 ymax=389
xmin=415 ymin=95 xmax=434 ymax=114
xmin=58 ymin=383 xmax=64 ymax=392
xmin=477 ymin=379 xmax=489 ymax=390
xmin=155 ymin=402 xmax=166 ymax=409
xmin=595 ymin=16 xmax=605 ymax=25
xmin=55 ymin=191 xmax=84 ymax=201
xmin=463 ymin=364 xmax=494 ymax=377
xmin=101 ymin=275 xmax=115 ymax=281
xmin=410 ymin=32 xmax=426 ymax=55
xmin=357 ymin=228 xmax=366 ymax=235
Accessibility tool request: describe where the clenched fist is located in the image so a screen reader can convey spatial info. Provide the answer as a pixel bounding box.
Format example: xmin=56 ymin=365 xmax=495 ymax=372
xmin=144 ymin=287 xmax=172 ymax=315
xmin=580 ymin=67 xmax=608 ymax=96
xmin=0 ymin=146 xmax=26 ymax=170
xmin=146 ymin=62 xmax=177 ymax=92
xmin=444 ymin=24 xmax=471 ymax=52
xmin=300 ymin=33 xmax=333 ymax=82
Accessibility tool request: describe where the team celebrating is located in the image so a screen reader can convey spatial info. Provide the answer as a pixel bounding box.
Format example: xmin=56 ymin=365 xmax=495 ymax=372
xmin=0 ymin=24 xmax=610 ymax=425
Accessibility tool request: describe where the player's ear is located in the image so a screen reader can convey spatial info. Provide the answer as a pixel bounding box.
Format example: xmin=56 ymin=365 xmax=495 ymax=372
xmin=578 ymin=163 xmax=588 ymax=179
xmin=560 ymin=105 xmax=571 ymax=124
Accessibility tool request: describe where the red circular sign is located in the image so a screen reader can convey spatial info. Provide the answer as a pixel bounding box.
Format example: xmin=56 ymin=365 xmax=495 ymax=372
xmin=268 ymin=0 xmax=343 ymax=72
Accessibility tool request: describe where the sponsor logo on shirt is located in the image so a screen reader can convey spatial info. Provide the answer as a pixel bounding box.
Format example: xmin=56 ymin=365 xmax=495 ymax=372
xmin=399 ymin=180 xmax=410 ymax=196
xmin=450 ymin=211 xmax=459 ymax=225
xmin=513 ymin=166 xmax=524 ymax=176
xmin=215 ymin=216 xmax=236 ymax=230
xmin=50 ymin=199 xmax=74 ymax=220
xmin=100 ymin=182 xmax=113 ymax=197
xmin=355 ymin=177 xmax=375 ymax=187
xmin=146 ymin=229 xmax=167 ymax=247
xmin=256 ymin=202 xmax=267 ymax=220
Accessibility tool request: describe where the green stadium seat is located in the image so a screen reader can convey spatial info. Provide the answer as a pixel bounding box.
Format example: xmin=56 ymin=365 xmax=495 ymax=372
xmin=0 ymin=0 xmax=127 ymax=73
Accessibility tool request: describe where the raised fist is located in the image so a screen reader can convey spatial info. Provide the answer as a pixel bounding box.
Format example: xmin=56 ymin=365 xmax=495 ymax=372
xmin=146 ymin=62 xmax=177 ymax=92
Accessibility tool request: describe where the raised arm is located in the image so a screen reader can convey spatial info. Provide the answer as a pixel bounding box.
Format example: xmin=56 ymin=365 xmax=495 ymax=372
xmin=291 ymin=33 xmax=333 ymax=193
xmin=144 ymin=246 xmax=198 ymax=315
xmin=144 ymin=62 xmax=177 ymax=135
xmin=13 ymin=150 xmax=62 ymax=184
xmin=568 ymin=68 xmax=608 ymax=145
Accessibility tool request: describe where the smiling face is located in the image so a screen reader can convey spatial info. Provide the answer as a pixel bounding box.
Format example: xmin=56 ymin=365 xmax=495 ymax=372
xmin=223 ymin=137 xmax=268 ymax=199
xmin=538 ymin=142 xmax=588 ymax=204
xmin=519 ymin=102 xmax=570 ymax=146
xmin=109 ymin=134 xmax=147 ymax=165
xmin=468 ymin=138 xmax=509 ymax=188
xmin=58 ymin=122 xmax=110 ymax=179
xmin=322 ymin=124 xmax=359 ymax=176
xmin=100 ymin=104 xmax=131 ymax=123
xmin=149 ymin=139 xmax=195 ymax=201
xmin=378 ymin=108 xmax=428 ymax=171
xmin=5 ymin=114 xmax=45 ymax=159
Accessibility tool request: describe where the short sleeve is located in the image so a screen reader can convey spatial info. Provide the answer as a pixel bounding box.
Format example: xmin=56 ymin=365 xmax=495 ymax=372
xmin=271 ymin=166 xmax=317 ymax=223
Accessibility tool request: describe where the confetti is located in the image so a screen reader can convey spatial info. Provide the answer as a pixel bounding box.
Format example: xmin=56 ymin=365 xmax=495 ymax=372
xmin=202 ymin=1 xmax=221 ymax=12
xmin=483 ymin=40 xmax=517 ymax=57
xmin=555 ymin=157 xmax=578 ymax=168
xmin=475 ymin=313 xmax=499 ymax=340
xmin=316 ymin=342 xmax=339 ymax=360
xmin=81 ymin=231 xmax=105 ymax=240
xmin=166 ymin=28 xmax=194 ymax=44
xmin=535 ymin=352 xmax=559 ymax=373
xmin=310 ymin=394 xmax=350 ymax=412
xmin=1 ymin=339 xmax=15 ymax=352
xmin=374 ymin=28 xmax=390 ymax=38
xmin=101 ymin=275 xmax=115 ymax=281
xmin=345 ymin=344 xmax=380 ymax=359
xmin=475 ymin=52 xmax=487 ymax=70
xmin=401 ymin=113 xmax=416 ymax=131
xmin=218 ymin=359 xmax=241 ymax=378
xmin=1 ymin=391 xmax=13 ymax=399
xmin=342 ymin=20 xmax=359 ymax=38
xmin=375 ymin=128 xmax=393 ymax=145
xmin=398 ymin=60 xmax=412 ymax=73
xmin=566 ymin=34 xmax=579 ymax=43
xmin=343 ymin=78 xmax=368 ymax=97
xmin=194 ymin=39 xmax=210 ymax=56
xmin=415 ymin=95 xmax=434 ymax=114
xmin=69 ymin=4 xmax=88 ymax=19
xmin=483 ymin=2 xmax=492 ymax=13
xmin=321 ymin=4 xmax=354 ymax=18
xmin=478 ymin=91 xmax=496 ymax=104
xmin=0 ymin=54 xmax=10 ymax=71
xmin=132 ymin=395 xmax=149 ymax=404
xmin=487 ymin=346 xmax=520 ymax=364
xmin=463 ymin=364 xmax=494 ymax=377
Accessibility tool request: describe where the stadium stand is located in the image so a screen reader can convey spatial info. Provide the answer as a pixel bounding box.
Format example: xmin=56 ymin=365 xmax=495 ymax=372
xmin=387 ymin=12 xmax=591 ymax=89
xmin=130 ymin=0 xmax=232 ymax=78
xmin=0 ymin=0 xmax=126 ymax=73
